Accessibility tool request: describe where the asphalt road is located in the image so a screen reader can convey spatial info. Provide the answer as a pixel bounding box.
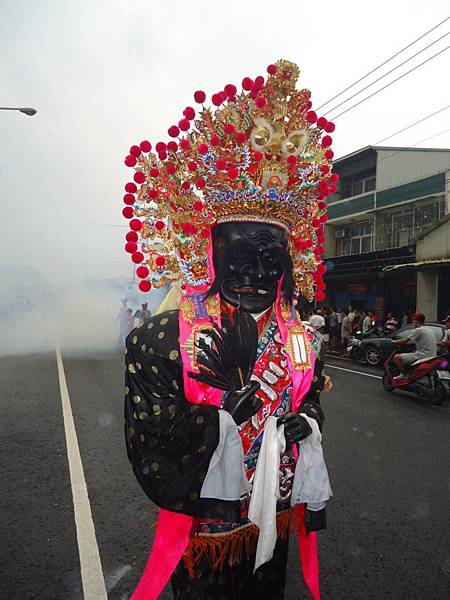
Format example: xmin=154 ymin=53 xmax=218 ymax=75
xmin=1 ymin=349 xmax=449 ymax=600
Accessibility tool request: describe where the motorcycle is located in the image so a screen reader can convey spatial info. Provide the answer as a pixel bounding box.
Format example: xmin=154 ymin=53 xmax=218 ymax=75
xmin=382 ymin=350 xmax=449 ymax=405
xmin=346 ymin=326 xmax=386 ymax=360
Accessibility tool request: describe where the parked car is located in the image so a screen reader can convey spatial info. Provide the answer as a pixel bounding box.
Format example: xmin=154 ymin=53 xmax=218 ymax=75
xmin=347 ymin=323 xmax=446 ymax=368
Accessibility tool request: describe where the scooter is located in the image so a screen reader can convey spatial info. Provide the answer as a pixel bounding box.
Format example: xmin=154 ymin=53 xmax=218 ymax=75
xmin=382 ymin=350 xmax=448 ymax=405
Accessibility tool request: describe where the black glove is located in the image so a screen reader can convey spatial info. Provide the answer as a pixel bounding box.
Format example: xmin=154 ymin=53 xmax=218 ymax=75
xmin=277 ymin=412 xmax=312 ymax=446
xmin=305 ymin=507 xmax=327 ymax=532
xmin=223 ymin=381 xmax=262 ymax=426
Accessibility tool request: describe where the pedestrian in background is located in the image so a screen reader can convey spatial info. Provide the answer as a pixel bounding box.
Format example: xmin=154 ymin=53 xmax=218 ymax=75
xmin=386 ymin=312 xmax=398 ymax=333
xmin=341 ymin=310 xmax=352 ymax=347
xmin=363 ymin=311 xmax=372 ymax=334
xmin=329 ymin=307 xmax=338 ymax=348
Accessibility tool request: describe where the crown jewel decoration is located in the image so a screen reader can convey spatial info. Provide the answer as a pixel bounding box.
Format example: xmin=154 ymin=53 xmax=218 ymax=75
xmin=122 ymin=59 xmax=338 ymax=301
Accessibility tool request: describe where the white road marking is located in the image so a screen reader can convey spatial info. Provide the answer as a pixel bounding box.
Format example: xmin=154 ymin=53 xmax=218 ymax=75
xmin=326 ymin=363 xmax=382 ymax=380
xmin=55 ymin=344 xmax=108 ymax=600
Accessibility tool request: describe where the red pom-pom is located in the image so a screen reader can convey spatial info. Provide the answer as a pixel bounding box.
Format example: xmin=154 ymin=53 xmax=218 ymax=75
xmin=330 ymin=173 xmax=339 ymax=182
xmin=183 ymin=106 xmax=196 ymax=120
xmin=319 ymin=214 xmax=328 ymax=223
xmin=132 ymin=251 xmax=144 ymax=264
xmin=325 ymin=149 xmax=334 ymax=160
xmin=129 ymin=145 xmax=141 ymax=157
xmin=158 ymin=152 xmax=167 ymax=161
xmin=255 ymin=97 xmax=266 ymax=109
xmin=325 ymin=122 xmax=335 ymax=133
xmin=125 ymin=182 xmax=137 ymax=194
xmin=126 ymin=231 xmax=138 ymax=242
xmin=155 ymin=142 xmax=167 ymax=153
xmin=140 ymin=140 xmax=152 ymax=153
xmin=129 ymin=219 xmax=142 ymax=231
xmin=306 ymin=111 xmax=318 ymax=124
xmin=148 ymin=189 xmax=158 ymax=200
xmin=306 ymin=100 xmax=313 ymax=110
xmin=122 ymin=206 xmax=134 ymax=219
xmin=180 ymin=139 xmax=191 ymax=151
xmin=200 ymin=228 xmax=210 ymax=239
xmin=124 ymin=155 xmax=137 ymax=167
xmin=136 ymin=266 xmax=149 ymax=278
xmin=312 ymin=218 xmax=320 ymax=227
xmin=235 ymin=132 xmax=247 ymax=144
xmin=224 ymin=84 xmax=237 ymax=97
xmin=168 ymin=125 xmax=180 ymax=138
xmin=287 ymin=155 xmax=297 ymax=166
xmin=267 ymin=64 xmax=277 ymax=75
xmin=198 ymin=143 xmax=209 ymax=154
xmin=317 ymin=263 xmax=327 ymax=275
xmin=155 ymin=220 xmax=165 ymax=231
xmin=125 ymin=241 xmax=137 ymax=253
xmin=166 ymin=163 xmax=176 ymax=175
xmin=194 ymin=90 xmax=206 ymax=104
xmin=210 ymin=135 xmax=221 ymax=147
xmin=188 ymin=161 xmax=198 ymax=172
xmin=216 ymin=158 xmax=226 ymax=170
xmin=316 ymin=280 xmax=326 ymax=291
xmin=253 ymin=151 xmax=264 ymax=162
xmin=123 ymin=193 xmax=135 ymax=205
xmin=322 ymin=135 xmax=332 ymax=148
xmin=167 ymin=141 xmax=178 ymax=152
xmin=228 ymin=168 xmax=239 ymax=179
xmin=329 ymin=183 xmax=337 ymax=193
xmin=320 ymin=165 xmax=330 ymax=174
xmin=196 ymin=178 xmax=206 ymax=189
xmin=181 ymin=181 xmax=191 ymax=191
xmin=315 ymin=290 xmax=326 ymax=302
xmin=150 ymin=167 xmax=160 ymax=178
xmin=315 ymin=246 xmax=324 ymax=255
xmin=242 ymin=77 xmax=254 ymax=91
xmin=178 ymin=119 xmax=190 ymax=131
xmin=134 ymin=171 xmax=146 ymax=184
xmin=224 ymin=123 xmax=235 ymax=134
xmin=254 ymin=75 xmax=265 ymax=88
xmin=193 ymin=201 xmax=204 ymax=212
xmin=318 ymin=201 xmax=327 ymax=210
xmin=212 ymin=93 xmax=223 ymax=106
xmin=155 ymin=256 xmax=166 ymax=267
xmin=295 ymin=238 xmax=306 ymax=251
xmin=139 ymin=280 xmax=152 ymax=292
xmin=317 ymin=117 xmax=328 ymax=129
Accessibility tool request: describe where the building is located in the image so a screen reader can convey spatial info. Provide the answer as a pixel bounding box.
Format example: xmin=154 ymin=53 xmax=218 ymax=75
xmin=323 ymin=146 xmax=450 ymax=320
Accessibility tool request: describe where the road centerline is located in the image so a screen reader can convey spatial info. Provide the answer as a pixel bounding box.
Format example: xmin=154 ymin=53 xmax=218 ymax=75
xmin=55 ymin=344 xmax=108 ymax=600
xmin=325 ymin=363 xmax=382 ymax=379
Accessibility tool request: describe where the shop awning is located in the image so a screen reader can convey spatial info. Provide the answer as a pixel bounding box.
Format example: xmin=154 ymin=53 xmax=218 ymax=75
xmin=383 ymin=258 xmax=450 ymax=272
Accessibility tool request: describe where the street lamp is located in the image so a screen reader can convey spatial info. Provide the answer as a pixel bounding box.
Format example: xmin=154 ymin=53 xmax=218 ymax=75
xmin=0 ymin=106 xmax=37 ymax=116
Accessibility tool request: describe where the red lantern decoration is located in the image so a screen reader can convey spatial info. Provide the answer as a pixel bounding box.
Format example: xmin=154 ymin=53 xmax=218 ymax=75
xmin=140 ymin=140 xmax=151 ymax=152
xmin=129 ymin=219 xmax=142 ymax=231
xmin=124 ymin=155 xmax=137 ymax=167
xmin=134 ymin=171 xmax=146 ymax=184
xmin=136 ymin=266 xmax=149 ymax=279
xmin=194 ymin=90 xmax=206 ymax=104
xmin=132 ymin=252 xmax=144 ymax=264
xmin=125 ymin=241 xmax=137 ymax=253
xmin=126 ymin=231 xmax=138 ymax=242
xmin=139 ymin=280 xmax=152 ymax=292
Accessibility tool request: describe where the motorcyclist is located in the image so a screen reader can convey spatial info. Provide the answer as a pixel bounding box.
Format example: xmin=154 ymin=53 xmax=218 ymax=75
xmin=392 ymin=312 xmax=437 ymax=381
xmin=437 ymin=315 xmax=450 ymax=356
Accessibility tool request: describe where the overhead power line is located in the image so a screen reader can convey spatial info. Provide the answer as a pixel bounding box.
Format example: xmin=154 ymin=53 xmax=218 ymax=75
xmin=374 ymin=105 xmax=450 ymax=145
xmin=324 ymin=32 xmax=449 ymax=117
xmin=329 ymin=45 xmax=449 ymax=121
xmin=316 ymin=15 xmax=450 ymax=111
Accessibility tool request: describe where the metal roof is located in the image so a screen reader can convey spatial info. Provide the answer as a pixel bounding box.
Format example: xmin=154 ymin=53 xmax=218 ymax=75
xmin=334 ymin=145 xmax=450 ymax=165
xmin=383 ymin=258 xmax=450 ymax=272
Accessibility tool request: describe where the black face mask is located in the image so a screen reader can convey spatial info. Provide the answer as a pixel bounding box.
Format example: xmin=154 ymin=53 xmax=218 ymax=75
xmin=209 ymin=221 xmax=294 ymax=313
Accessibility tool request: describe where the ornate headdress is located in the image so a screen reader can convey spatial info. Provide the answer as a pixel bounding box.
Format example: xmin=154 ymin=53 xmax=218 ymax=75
xmin=122 ymin=59 xmax=337 ymax=301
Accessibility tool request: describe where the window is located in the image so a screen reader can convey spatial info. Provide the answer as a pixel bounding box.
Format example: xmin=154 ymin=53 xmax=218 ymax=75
xmin=391 ymin=198 xmax=445 ymax=247
xmin=335 ymin=221 xmax=373 ymax=256
xmin=339 ymin=168 xmax=376 ymax=198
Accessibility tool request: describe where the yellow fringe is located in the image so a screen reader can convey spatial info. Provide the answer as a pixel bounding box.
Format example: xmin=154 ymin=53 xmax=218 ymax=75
xmin=183 ymin=509 xmax=295 ymax=578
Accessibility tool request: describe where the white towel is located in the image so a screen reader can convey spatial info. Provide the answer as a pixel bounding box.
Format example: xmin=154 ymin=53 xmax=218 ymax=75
xmin=248 ymin=416 xmax=286 ymax=572
xmin=291 ymin=414 xmax=332 ymax=506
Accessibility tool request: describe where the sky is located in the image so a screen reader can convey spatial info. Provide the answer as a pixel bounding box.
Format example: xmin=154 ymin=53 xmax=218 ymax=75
xmin=1 ymin=0 xmax=449 ymax=294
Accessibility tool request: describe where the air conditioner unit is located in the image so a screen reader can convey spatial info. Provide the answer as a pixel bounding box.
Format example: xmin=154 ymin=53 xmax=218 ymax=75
xmin=335 ymin=230 xmax=346 ymax=239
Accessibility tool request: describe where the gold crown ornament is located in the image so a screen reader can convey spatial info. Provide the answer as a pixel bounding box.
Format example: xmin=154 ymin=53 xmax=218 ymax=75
xmin=122 ymin=59 xmax=337 ymax=301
